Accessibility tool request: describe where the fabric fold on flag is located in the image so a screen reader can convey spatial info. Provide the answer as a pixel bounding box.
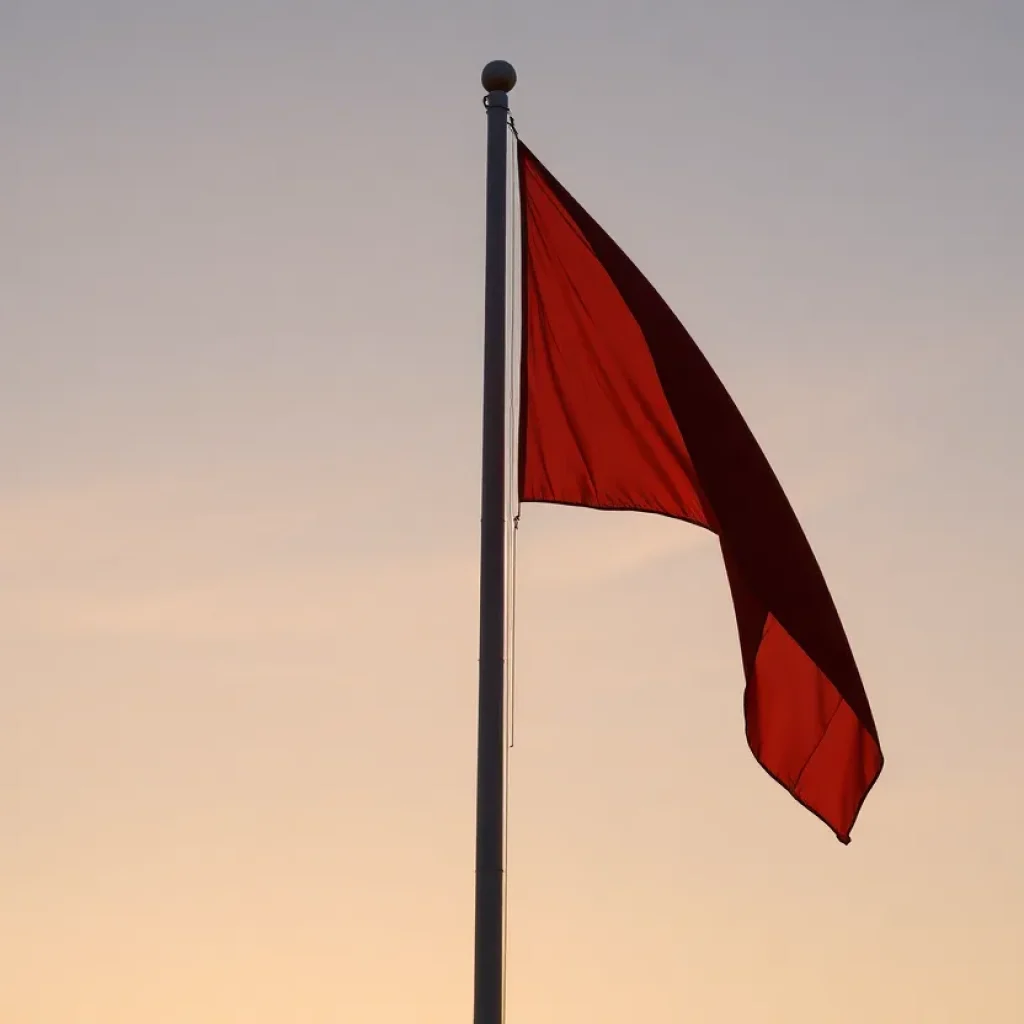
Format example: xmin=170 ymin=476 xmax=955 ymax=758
xmin=516 ymin=141 xmax=883 ymax=842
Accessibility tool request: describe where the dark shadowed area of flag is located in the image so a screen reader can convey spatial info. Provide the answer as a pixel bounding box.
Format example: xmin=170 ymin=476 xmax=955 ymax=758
xmin=516 ymin=141 xmax=883 ymax=843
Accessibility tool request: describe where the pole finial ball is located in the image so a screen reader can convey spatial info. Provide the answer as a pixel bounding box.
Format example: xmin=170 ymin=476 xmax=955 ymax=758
xmin=481 ymin=60 xmax=517 ymax=92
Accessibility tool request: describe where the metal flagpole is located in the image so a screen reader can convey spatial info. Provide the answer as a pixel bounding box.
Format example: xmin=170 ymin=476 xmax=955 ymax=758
xmin=473 ymin=58 xmax=516 ymax=1024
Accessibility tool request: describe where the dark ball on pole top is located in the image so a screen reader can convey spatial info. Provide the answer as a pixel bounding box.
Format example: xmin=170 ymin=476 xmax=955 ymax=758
xmin=481 ymin=60 xmax=517 ymax=92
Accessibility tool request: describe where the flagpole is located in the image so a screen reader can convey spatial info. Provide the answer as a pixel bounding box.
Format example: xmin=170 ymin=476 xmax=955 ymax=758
xmin=474 ymin=58 xmax=516 ymax=1024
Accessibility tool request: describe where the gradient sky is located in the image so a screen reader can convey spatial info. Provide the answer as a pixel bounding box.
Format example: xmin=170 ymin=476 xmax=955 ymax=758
xmin=3 ymin=1 xmax=1023 ymax=1021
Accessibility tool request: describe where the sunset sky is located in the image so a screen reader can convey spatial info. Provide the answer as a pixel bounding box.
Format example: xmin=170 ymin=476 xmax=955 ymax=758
xmin=3 ymin=1 xmax=1023 ymax=1021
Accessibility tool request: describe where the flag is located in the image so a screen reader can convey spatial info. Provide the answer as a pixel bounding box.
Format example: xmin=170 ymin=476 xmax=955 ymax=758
xmin=516 ymin=142 xmax=882 ymax=842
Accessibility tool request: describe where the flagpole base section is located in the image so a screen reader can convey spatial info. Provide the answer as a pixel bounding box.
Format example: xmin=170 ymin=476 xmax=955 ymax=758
xmin=481 ymin=60 xmax=517 ymax=93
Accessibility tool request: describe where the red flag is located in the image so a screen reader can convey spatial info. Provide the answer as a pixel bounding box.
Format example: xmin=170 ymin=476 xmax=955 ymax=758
xmin=516 ymin=142 xmax=882 ymax=842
